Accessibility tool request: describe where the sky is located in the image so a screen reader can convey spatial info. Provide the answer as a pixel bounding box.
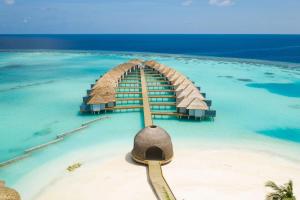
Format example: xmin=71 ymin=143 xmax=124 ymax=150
xmin=0 ymin=0 xmax=300 ymax=34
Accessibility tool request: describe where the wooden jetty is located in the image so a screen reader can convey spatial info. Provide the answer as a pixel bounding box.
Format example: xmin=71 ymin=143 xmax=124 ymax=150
xmin=105 ymin=105 xmax=143 ymax=111
xmin=116 ymin=92 xmax=142 ymax=95
xmin=139 ymin=68 xmax=176 ymax=200
xmin=149 ymin=95 xmax=176 ymax=99
xmin=56 ymin=125 xmax=88 ymax=138
xmin=148 ymin=161 xmax=176 ymax=200
xmin=117 ymin=86 xmax=141 ymax=89
xmin=152 ymin=111 xmax=188 ymax=117
xmin=140 ymin=68 xmax=153 ymax=127
xmin=150 ymin=102 xmax=176 ymax=106
xmin=116 ymin=97 xmax=143 ymax=101
xmin=0 ymin=154 xmax=31 ymax=168
xmin=25 ymin=138 xmax=64 ymax=153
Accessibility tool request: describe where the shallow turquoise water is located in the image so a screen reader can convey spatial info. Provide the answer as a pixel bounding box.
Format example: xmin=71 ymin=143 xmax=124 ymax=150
xmin=0 ymin=51 xmax=300 ymax=188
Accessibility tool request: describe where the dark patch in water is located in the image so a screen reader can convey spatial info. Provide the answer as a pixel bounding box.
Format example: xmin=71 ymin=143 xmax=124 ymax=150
xmin=8 ymin=147 xmax=24 ymax=153
xmin=0 ymin=80 xmax=55 ymax=93
xmin=237 ymin=78 xmax=253 ymax=82
xmin=0 ymin=64 xmax=25 ymax=70
xmin=264 ymin=72 xmax=274 ymax=75
xmin=257 ymin=128 xmax=300 ymax=143
xmin=218 ymin=75 xmax=234 ymax=79
xmin=247 ymin=82 xmax=300 ymax=97
xmin=33 ymin=127 xmax=52 ymax=136
xmin=289 ymin=104 xmax=300 ymax=109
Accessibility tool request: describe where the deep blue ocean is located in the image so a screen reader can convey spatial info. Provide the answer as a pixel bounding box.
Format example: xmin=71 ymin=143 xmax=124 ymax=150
xmin=1 ymin=34 xmax=300 ymax=63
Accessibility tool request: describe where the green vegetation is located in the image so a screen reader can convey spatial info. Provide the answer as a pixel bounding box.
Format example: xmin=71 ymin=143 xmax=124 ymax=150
xmin=67 ymin=163 xmax=82 ymax=172
xmin=265 ymin=180 xmax=296 ymax=200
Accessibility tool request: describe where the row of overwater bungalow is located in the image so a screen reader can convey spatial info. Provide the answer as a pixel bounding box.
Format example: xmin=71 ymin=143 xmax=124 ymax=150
xmin=144 ymin=61 xmax=216 ymax=118
xmin=80 ymin=60 xmax=141 ymax=113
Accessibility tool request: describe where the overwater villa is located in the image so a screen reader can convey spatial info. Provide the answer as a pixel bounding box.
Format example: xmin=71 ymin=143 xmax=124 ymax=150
xmin=80 ymin=59 xmax=216 ymax=199
xmin=80 ymin=59 xmax=216 ymax=120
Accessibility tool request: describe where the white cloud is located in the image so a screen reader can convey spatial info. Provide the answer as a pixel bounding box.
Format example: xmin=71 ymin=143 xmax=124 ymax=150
xmin=209 ymin=0 xmax=234 ymax=6
xmin=3 ymin=0 xmax=15 ymax=5
xmin=182 ymin=0 xmax=193 ymax=6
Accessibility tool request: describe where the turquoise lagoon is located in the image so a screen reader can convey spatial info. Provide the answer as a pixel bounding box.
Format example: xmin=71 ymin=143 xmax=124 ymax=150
xmin=0 ymin=51 xmax=300 ymax=197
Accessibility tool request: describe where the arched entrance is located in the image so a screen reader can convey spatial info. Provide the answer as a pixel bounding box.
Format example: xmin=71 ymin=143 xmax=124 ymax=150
xmin=145 ymin=146 xmax=164 ymax=160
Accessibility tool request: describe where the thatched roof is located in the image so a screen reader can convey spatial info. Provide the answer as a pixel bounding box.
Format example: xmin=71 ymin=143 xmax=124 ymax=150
xmin=144 ymin=60 xmax=156 ymax=67
xmin=175 ymin=79 xmax=192 ymax=92
xmin=173 ymin=75 xmax=185 ymax=86
xmin=187 ymin=98 xmax=208 ymax=110
xmin=131 ymin=125 xmax=173 ymax=164
xmin=161 ymin=67 xmax=171 ymax=75
xmin=165 ymin=69 xmax=176 ymax=78
xmin=87 ymin=61 xmax=136 ymax=105
xmin=128 ymin=59 xmax=143 ymax=65
xmin=169 ymin=72 xmax=180 ymax=82
xmin=188 ymin=90 xmax=205 ymax=100
xmin=142 ymin=60 xmax=210 ymax=111
xmin=0 ymin=182 xmax=21 ymax=200
xmin=87 ymin=95 xmax=104 ymax=105
xmin=87 ymin=59 xmax=209 ymax=113
xmin=176 ymin=96 xmax=194 ymax=107
xmin=177 ymin=84 xmax=196 ymax=99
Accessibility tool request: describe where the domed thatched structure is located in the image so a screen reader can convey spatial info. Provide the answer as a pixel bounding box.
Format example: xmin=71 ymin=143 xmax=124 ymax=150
xmin=131 ymin=125 xmax=173 ymax=164
xmin=0 ymin=181 xmax=21 ymax=200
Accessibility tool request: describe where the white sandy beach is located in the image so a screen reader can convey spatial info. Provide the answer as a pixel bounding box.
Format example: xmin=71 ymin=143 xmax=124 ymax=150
xmin=30 ymin=148 xmax=300 ymax=200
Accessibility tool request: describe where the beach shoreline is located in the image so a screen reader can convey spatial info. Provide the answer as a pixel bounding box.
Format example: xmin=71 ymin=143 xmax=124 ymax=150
xmin=14 ymin=144 xmax=300 ymax=200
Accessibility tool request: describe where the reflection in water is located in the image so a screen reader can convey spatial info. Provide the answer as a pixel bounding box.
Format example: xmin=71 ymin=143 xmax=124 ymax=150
xmin=289 ymin=104 xmax=300 ymax=109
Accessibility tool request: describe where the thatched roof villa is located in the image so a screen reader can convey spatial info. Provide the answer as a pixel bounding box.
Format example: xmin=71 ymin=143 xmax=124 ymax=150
xmin=81 ymin=59 xmax=216 ymax=119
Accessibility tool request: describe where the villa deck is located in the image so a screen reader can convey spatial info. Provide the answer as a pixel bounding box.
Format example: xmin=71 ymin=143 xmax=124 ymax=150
xmin=105 ymin=105 xmax=143 ymax=111
xmin=116 ymin=92 xmax=142 ymax=95
xmin=116 ymin=98 xmax=143 ymax=101
xmin=152 ymin=111 xmax=188 ymax=117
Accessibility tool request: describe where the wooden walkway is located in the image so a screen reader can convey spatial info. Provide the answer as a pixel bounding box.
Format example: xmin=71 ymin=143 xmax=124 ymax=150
xmin=141 ymin=67 xmax=177 ymax=200
xmin=148 ymin=161 xmax=176 ymax=200
xmin=105 ymin=105 xmax=143 ymax=111
xmin=116 ymin=97 xmax=143 ymax=101
xmin=152 ymin=111 xmax=188 ymax=117
xmin=117 ymin=86 xmax=141 ymax=89
xmin=116 ymin=92 xmax=142 ymax=95
xmin=140 ymin=68 xmax=153 ymax=127
xmin=149 ymin=95 xmax=176 ymax=99
xmin=150 ymin=102 xmax=176 ymax=106
xmin=148 ymin=89 xmax=175 ymax=92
